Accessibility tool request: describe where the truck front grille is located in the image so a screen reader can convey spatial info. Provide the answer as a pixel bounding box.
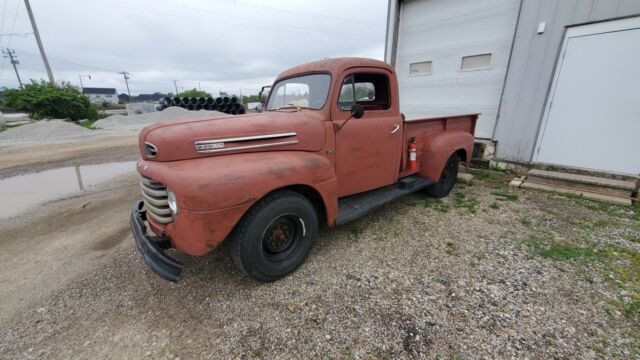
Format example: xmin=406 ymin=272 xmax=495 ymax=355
xmin=140 ymin=176 xmax=173 ymax=224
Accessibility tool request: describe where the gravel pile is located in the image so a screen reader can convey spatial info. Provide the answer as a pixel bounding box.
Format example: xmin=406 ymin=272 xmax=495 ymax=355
xmin=0 ymin=119 xmax=94 ymax=143
xmin=93 ymin=106 xmax=226 ymax=131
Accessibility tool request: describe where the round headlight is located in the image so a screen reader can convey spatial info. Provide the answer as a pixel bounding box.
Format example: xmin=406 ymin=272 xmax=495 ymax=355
xmin=167 ymin=188 xmax=178 ymax=216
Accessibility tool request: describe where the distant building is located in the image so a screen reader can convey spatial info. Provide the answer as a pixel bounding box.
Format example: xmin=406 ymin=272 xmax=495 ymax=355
xmin=83 ymin=87 xmax=118 ymax=104
xmin=135 ymin=92 xmax=167 ymax=103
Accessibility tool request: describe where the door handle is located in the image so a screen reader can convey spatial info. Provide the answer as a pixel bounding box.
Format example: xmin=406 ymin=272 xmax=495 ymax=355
xmin=390 ymin=124 xmax=400 ymax=134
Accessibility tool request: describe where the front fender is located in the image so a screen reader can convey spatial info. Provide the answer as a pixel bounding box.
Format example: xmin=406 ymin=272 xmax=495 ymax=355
xmin=418 ymin=131 xmax=474 ymax=181
xmin=138 ymin=151 xmax=337 ymax=222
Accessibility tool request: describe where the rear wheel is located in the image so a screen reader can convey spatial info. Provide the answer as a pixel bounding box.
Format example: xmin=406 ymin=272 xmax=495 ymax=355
xmin=425 ymin=153 xmax=459 ymax=198
xmin=230 ymin=190 xmax=318 ymax=282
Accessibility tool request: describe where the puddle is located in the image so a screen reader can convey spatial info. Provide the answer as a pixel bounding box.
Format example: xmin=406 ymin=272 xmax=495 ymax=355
xmin=0 ymin=161 xmax=136 ymax=219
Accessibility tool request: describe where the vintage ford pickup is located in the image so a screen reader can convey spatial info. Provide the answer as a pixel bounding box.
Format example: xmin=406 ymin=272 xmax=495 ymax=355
xmin=130 ymin=58 xmax=477 ymax=282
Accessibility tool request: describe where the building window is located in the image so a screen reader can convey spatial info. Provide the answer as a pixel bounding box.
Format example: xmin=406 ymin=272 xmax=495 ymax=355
xmin=409 ymin=61 xmax=432 ymax=75
xmin=460 ymin=53 xmax=492 ymax=71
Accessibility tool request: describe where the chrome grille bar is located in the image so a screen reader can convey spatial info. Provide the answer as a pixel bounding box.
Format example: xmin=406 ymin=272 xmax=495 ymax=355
xmin=140 ymin=176 xmax=172 ymax=224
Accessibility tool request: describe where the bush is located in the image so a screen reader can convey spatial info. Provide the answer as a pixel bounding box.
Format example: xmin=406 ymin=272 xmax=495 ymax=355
xmin=2 ymin=80 xmax=100 ymax=121
xmin=175 ymin=88 xmax=212 ymax=98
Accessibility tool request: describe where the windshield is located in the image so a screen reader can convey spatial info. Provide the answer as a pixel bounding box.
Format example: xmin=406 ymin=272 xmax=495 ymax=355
xmin=266 ymin=73 xmax=331 ymax=110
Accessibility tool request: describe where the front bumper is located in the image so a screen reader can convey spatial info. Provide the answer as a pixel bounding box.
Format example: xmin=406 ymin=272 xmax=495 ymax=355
xmin=130 ymin=200 xmax=184 ymax=282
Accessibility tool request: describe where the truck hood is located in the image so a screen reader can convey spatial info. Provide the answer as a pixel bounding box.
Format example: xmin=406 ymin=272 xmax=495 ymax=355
xmin=138 ymin=111 xmax=326 ymax=162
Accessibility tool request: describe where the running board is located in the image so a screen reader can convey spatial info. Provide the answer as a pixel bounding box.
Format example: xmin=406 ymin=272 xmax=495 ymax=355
xmin=336 ymin=176 xmax=434 ymax=226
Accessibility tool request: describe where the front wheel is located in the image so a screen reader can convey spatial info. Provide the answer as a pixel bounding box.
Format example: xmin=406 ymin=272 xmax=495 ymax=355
xmin=230 ymin=190 xmax=318 ymax=282
xmin=425 ymin=153 xmax=459 ymax=198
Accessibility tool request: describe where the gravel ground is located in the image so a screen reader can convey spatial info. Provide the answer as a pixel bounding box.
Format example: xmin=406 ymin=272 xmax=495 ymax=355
xmin=0 ymin=170 xmax=638 ymax=359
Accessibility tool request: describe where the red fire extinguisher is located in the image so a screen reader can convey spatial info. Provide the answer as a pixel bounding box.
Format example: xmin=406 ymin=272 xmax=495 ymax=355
xmin=408 ymin=137 xmax=417 ymax=171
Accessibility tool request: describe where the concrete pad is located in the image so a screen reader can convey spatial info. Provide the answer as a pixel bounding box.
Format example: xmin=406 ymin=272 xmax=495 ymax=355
xmin=457 ymin=172 xmax=474 ymax=185
xmin=527 ymin=168 xmax=637 ymax=191
xmin=509 ymin=177 xmax=525 ymax=187
xmin=520 ymin=181 xmax=632 ymax=206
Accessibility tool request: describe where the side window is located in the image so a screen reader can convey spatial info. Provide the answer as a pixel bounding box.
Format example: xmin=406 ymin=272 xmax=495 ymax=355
xmin=337 ymin=73 xmax=390 ymax=112
xmin=338 ymin=75 xmax=355 ymax=111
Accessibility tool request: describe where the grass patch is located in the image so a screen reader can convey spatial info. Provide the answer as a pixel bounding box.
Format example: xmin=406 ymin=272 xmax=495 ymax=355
xmin=519 ymin=236 xmax=596 ymax=261
xmin=424 ymin=197 xmax=450 ymax=213
xmin=78 ymin=119 xmax=99 ymax=130
xmin=350 ymin=227 xmax=363 ymax=238
xmin=625 ymin=233 xmax=640 ymax=244
xmin=520 ymin=217 xmax=532 ymax=227
xmin=594 ymin=218 xmax=618 ymax=228
xmin=489 ymin=202 xmax=500 ymax=210
xmin=492 ymin=191 xmax=518 ymax=201
xmin=520 ymin=235 xmax=640 ymax=320
xmin=453 ymin=192 xmax=479 ymax=214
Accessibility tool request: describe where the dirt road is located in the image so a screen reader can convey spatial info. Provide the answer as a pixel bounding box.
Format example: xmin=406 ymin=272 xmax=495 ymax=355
xmin=0 ymin=145 xmax=638 ymax=359
xmin=0 ymin=136 xmax=138 ymax=178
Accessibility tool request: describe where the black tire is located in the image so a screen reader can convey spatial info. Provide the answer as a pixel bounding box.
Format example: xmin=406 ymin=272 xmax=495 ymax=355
xmin=230 ymin=190 xmax=318 ymax=282
xmin=425 ymin=153 xmax=459 ymax=198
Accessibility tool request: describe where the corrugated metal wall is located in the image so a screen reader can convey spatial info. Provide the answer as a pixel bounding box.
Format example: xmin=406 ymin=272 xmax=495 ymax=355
xmin=493 ymin=0 xmax=640 ymax=162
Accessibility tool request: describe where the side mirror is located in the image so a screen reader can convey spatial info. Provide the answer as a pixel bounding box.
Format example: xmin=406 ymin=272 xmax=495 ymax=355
xmin=351 ymin=104 xmax=364 ymax=119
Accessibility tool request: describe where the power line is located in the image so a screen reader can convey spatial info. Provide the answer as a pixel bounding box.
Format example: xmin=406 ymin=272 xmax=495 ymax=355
xmin=80 ymin=0 xmax=382 ymax=41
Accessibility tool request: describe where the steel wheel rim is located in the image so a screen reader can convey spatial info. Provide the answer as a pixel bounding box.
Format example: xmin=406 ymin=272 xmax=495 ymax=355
xmin=261 ymin=214 xmax=303 ymax=263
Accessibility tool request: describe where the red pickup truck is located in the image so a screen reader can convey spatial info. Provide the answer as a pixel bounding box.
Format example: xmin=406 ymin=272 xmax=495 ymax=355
xmin=131 ymin=58 xmax=477 ymax=282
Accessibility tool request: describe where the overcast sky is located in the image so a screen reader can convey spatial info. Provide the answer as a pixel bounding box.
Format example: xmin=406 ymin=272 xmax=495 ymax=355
xmin=0 ymin=0 xmax=388 ymax=96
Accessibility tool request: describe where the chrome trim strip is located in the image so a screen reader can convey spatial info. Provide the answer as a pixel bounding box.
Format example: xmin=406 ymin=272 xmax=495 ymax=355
xmin=196 ymin=140 xmax=299 ymax=153
xmin=195 ymin=132 xmax=297 ymax=146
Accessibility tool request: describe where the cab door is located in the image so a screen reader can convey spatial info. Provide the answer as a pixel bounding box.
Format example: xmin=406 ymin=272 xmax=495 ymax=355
xmin=332 ymin=69 xmax=403 ymax=197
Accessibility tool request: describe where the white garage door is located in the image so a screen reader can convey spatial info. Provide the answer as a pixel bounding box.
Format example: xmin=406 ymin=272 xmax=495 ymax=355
xmin=394 ymin=0 xmax=520 ymax=138
xmin=534 ymin=17 xmax=640 ymax=175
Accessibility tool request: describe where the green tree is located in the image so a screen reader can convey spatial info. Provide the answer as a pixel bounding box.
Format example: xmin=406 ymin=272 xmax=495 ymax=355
xmin=242 ymin=94 xmax=261 ymax=104
xmin=175 ymin=88 xmax=212 ymax=98
xmin=2 ymin=80 xmax=99 ymax=121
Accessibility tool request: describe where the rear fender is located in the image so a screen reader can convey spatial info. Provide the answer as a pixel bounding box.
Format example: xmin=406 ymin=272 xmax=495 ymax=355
xmin=418 ymin=131 xmax=473 ymax=181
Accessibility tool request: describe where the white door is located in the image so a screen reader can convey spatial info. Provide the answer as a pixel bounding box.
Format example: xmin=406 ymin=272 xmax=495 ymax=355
xmin=394 ymin=0 xmax=520 ymax=138
xmin=534 ymin=17 xmax=640 ymax=175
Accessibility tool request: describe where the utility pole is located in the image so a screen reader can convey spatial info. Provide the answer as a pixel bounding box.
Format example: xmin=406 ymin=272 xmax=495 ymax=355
xmin=2 ymin=49 xmax=23 ymax=87
xmin=78 ymin=74 xmax=91 ymax=91
xmin=173 ymin=80 xmax=179 ymax=94
xmin=23 ymin=0 xmax=54 ymax=84
xmin=118 ymin=71 xmax=133 ymax=102
xmin=198 ymin=82 xmax=201 ymax=91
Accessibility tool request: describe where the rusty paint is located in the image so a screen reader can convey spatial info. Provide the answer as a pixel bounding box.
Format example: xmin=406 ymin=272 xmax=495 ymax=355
xmin=136 ymin=58 xmax=476 ymax=256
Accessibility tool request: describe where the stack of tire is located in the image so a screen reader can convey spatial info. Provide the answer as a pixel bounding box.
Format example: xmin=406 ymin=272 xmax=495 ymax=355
xmin=157 ymin=96 xmax=246 ymax=115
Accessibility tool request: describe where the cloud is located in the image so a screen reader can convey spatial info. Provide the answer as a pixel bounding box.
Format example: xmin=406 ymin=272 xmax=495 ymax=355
xmin=0 ymin=0 xmax=387 ymax=95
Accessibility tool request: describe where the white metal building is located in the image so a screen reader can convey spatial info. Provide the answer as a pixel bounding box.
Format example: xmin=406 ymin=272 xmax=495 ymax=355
xmin=82 ymin=87 xmax=119 ymax=105
xmin=386 ymin=0 xmax=640 ymax=176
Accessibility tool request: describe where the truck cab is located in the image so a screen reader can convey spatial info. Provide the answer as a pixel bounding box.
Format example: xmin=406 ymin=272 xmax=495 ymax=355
xmin=131 ymin=57 xmax=477 ymax=282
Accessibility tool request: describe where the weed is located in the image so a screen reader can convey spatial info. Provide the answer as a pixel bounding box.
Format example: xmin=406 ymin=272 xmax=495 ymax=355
xmin=424 ymin=197 xmax=450 ymax=213
xmin=492 ymin=191 xmax=518 ymax=201
xmin=453 ymin=192 xmax=479 ymax=214
xmin=489 ymin=202 xmax=500 ymax=209
xmin=345 ymin=346 xmax=355 ymax=359
xmin=445 ymin=242 xmax=456 ymax=256
xmin=350 ymin=227 xmax=363 ymax=238
xmin=539 ymin=243 xmax=596 ymax=261
xmin=79 ymin=119 xmax=99 ymax=130
xmin=625 ymin=233 xmax=640 ymax=244
xmin=520 ymin=217 xmax=532 ymax=227
xmin=594 ymin=218 xmax=618 ymax=228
